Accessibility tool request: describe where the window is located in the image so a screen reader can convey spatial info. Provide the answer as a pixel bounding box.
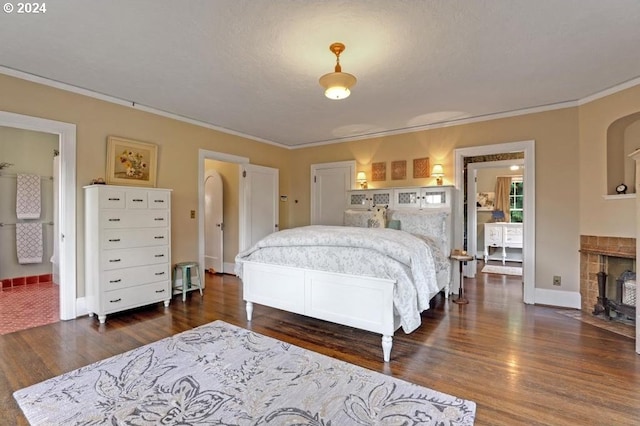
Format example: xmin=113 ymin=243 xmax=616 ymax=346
xmin=510 ymin=177 xmax=523 ymax=222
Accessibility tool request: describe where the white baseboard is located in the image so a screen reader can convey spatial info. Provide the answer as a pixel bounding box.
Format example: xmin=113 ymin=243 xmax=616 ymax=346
xmin=223 ymin=262 xmax=236 ymax=275
xmin=75 ymin=297 xmax=88 ymax=317
xmin=534 ymin=288 xmax=581 ymax=309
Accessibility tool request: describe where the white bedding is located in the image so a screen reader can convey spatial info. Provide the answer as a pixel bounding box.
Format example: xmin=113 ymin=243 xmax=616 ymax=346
xmin=235 ymin=225 xmax=449 ymax=333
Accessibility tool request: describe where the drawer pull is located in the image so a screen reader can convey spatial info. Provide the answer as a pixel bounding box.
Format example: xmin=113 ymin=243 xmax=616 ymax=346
xmin=109 ymin=259 xmax=121 ymax=263
xmin=155 ymin=289 xmax=166 ymax=293
xmin=155 ymin=272 xmax=165 ymax=276
xmin=109 ymin=298 xmax=122 ymax=303
xmin=108 ymin=238 xmax=121 ymax=242
xmin=108 ymin=218 xmax=121 ymax=222
xmin=154 ymin=217 xmax=164 ymax=221
xmin=154 ymin=199 xmax=165 ymax=203
xmin=132 ymin=199 xmax=144 ymax=202
xmin=108 ymin=197 xmax=120 ymax=201
xmin=109 ymin=279 xmax=122 ymax=283
xmin=154 ymin=236 xmax=165 ymax=239
xmin=154 ymin=254 xmax=165 ymax=258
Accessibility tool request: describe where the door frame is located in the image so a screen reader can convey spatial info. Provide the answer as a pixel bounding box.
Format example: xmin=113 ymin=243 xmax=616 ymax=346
xmin=198 ymin=149 xmax=249 ymax=277
xmin=454 ymin=140 xmax=535 ymax=304
xmin=0 ymin=110 xmax=77 ymax=320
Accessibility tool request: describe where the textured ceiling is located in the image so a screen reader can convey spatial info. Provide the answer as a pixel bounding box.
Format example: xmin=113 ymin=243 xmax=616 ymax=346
xmin=1 ymin=0 xmax=640 ymax=147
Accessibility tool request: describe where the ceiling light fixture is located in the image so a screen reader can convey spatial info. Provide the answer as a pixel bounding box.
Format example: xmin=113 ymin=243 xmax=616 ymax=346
xmin=319 ymin=42 xmax=357 ymax=100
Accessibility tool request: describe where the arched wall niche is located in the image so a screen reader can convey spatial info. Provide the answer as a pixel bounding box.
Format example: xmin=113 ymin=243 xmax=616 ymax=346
xmin=607 ymin=111 xmax=640 ymax=195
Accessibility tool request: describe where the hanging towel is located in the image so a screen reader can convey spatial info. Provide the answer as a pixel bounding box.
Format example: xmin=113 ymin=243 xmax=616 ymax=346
xmin=16 ymin=174 xmax=41 ymax=219
xmin=16 ymin=223 xmax=43 ymax=264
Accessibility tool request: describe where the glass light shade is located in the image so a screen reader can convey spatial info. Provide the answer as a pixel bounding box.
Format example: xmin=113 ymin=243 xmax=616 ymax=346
xmin=319 ymin=72 xmax=357 ymax=100
xmin=431 ymin=164 xmax=444 ymax=177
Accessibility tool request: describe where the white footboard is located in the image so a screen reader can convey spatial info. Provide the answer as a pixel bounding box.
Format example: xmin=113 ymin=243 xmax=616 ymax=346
xmin=242 ymin=261 xmax=398 ymax=362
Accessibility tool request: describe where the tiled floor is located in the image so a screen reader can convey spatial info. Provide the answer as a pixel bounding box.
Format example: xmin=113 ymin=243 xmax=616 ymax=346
xmin=0 ymin=282 xmax=59 ymax=335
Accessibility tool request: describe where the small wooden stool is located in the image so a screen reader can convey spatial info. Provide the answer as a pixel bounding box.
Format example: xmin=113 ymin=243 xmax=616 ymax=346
xmin=450 ymin=253 xmax=474 ymax=304
xmin=172 ymin=262 xmax=203 ymax=302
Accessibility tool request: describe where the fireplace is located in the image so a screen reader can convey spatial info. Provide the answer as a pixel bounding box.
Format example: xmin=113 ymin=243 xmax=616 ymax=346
xmin=580 ymin=236 xmax=636 ymax=322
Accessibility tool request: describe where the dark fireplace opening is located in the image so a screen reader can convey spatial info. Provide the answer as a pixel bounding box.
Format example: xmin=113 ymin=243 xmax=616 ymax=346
xmin=593 ymin=255 xmax=636 ymax=324
xmin=579 ymin=235 xmax=636 ymax=328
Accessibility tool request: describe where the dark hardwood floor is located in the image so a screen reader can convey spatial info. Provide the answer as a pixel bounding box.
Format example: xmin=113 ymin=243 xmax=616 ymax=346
xmin=1 ymin=269 xmax=639 ymax=425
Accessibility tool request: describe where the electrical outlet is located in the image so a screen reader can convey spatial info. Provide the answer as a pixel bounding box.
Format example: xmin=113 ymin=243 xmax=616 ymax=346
xmin=553 ymin=275 xmax=561 ymax=286
xmin=190 ymin=210 xmax=196 ymax=219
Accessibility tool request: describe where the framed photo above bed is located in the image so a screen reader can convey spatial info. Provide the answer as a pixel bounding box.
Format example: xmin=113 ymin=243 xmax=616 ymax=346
xmin=106 ymin=136 xmax=158 ymax=187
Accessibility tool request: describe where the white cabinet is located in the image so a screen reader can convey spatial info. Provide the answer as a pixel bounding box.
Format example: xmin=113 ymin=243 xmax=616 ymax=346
xmin=348 ymin=186 xmax=452 ymax=210
xmin=483 ymin=223 xmax=523 ymax=264
xmin=84 ymin=185 xmax=172 ymax=323
xmin=346 ymin=189 xmax=393 ymax=210
xmin=393 ymin=187 xmax=451 ymax=209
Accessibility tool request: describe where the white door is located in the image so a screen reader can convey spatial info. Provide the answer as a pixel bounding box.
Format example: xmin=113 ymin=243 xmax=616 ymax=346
xmin=240 ymin=164 xmax=279 ymax=251
xmin=311 ymin=161 xmax=355 ymax=225
xmin=204 ymin=170 xmax=223 ymax=273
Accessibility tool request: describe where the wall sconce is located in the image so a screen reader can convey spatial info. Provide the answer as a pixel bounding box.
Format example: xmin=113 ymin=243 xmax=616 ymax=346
xmin=431 ymin=164 xmax=444 ymax=185
xmin=356 ymin=171 xmax=368 ymax=189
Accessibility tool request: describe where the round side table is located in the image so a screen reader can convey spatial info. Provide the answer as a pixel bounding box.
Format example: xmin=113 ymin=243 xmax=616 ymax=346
xmin=450 ymin=254 xmax=474 ymax=304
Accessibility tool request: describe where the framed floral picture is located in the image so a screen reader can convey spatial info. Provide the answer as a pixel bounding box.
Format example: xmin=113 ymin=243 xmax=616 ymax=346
xmin=106 ymin=136 xmax=158 ymax=187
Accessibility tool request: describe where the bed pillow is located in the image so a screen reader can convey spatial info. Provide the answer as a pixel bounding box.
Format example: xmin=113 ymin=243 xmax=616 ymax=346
xmin=343 ymin=210 xmax=373 ymax=228
xmin=387 ymin=209 xmax=448 ymax=251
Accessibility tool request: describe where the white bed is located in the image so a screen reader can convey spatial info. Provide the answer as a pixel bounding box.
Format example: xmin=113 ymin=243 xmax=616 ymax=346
xmin=235 ymin=207 xmax=453 ymax=362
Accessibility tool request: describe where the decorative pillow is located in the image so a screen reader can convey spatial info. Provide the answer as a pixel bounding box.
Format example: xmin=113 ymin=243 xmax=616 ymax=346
xmin=387 ymin=219 xmax=401 ymax=230
xmin=343 ymin=210 xmax=373 ymax=228
xmin=368 ymin=205 xmax=388 ymax=228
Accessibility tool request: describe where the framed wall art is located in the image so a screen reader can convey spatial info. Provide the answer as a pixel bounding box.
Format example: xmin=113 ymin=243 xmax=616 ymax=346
xmin=371 ymin=162 xmax=386 ymax=181
xmin=106 ymin=136 xmax=158 ymax=187
xmin=413 ymin=157 xmax=430 ymax=178
xmin=391 ymin=160 xmax=407 ymax=180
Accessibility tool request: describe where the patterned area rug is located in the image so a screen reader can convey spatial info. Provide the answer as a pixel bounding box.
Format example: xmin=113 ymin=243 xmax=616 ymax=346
xmin=14 ymin=320 xmax=476 ymax=425
xmin=481 ymin=264 xmax=523 ymax=276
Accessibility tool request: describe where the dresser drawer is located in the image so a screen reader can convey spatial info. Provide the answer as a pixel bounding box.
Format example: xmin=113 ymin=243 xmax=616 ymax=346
xmin=103 ymin=228 xmax=168 ymax=250
xmin=99 ymin=188 xmax=126 ymax=209
xmin=126 ymin=190 xmax=149 ymax=209
xmin=102 ymin=263 xmax=170 ymax=291
xmin=149 ymin=191 xmax=170 ymax=209
xmin=101 ymin=246 xmax=169 ymax=270
xmin=101 ymin=281 xmax=170 ymax=313
xmin=101 ymin=211 xmax=169 ymax=229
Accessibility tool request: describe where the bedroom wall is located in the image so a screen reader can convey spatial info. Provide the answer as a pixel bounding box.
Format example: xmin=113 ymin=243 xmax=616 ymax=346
xmin=0 ymin=73 xmax=293 ymax=298
xmin=579 ymin=83 xmax=640 ymax=238
xmin=289 ymin=107 xmax=581 ymax=295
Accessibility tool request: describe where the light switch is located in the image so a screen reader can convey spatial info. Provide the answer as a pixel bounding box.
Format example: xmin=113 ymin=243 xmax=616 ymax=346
xmin=190 ymin=210 xmax=196 ymax=219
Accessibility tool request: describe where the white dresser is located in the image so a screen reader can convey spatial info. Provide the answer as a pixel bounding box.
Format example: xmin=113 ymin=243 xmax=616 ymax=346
xmin=483 ymin=222 xmax=523 ymax=264
xmin=84 ymin=185 xmax=172 ymax=323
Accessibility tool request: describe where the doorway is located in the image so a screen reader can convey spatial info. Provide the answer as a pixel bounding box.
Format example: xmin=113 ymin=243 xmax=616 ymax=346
xmin=198 ymin=150 xmax=279 ymax=280
xmin=204 ymin=168 xmax=223 ymax=274
xmin=454 ymin=140 xmax=535 ymax=304
xmin=0 ymin=111 xmax=77 ymax=320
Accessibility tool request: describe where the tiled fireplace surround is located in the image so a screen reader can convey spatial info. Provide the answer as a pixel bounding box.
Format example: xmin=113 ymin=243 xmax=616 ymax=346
xmin=580 ymin=235 xmax=636 ymax=315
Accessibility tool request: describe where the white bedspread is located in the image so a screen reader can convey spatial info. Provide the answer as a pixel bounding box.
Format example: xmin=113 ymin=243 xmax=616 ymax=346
xmin=235 ymin=225 xmax=448 ymax=333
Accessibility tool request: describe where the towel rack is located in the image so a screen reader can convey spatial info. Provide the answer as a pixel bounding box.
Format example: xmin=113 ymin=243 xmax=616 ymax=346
xmin=0 ymin=221 xmax=54 ymax=227
xmin=0 ymin=174 xmax=53 ymax=180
